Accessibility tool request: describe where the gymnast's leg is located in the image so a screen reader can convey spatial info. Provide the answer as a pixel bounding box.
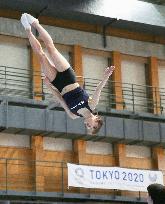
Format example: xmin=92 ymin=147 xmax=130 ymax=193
xmin=21 ymin=14 xmax=57 ymax=82
xmin=25 ymin=13 xmax=70 ymax=73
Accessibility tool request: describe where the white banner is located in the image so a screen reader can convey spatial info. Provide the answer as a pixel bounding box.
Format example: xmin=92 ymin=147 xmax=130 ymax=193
xmin=67 ymin=163 xmax=163 ymax=192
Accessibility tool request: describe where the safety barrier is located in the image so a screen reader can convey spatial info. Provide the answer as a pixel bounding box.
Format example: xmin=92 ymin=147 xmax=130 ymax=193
xmin=0 ymin=158 xmax=152 ymax=203
xmin=0 ymin=65 xmax=165 ymax=115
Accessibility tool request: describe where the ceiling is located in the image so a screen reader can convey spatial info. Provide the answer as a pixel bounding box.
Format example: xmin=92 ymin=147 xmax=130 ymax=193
xmin=0 ymin=0 xmax=165 ymax=37
xmin=139 ymin=0 xmax=165 ymax=5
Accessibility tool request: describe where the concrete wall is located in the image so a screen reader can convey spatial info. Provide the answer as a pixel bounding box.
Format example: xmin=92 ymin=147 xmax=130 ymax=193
xmin=159 ymin=65 xmax=165 ymax=88
xmin=86 ymin=141 xmax=113 ymax=155
xmin=158 ymin=64 xmax=165 ymax=115
xmin=121 ymin=59 xmax=147 ymax=112
xmin=0 ymin=41 xmax=29 ymax=68
xmin=0 ymin=133 xmax=30 ymax=148
xmin=82 ymin=54 xmax=109 ymax=109
xmin=41 ymin=25 xmax=165 ymax=59
xmin=0 ymin=17 xmax=165 ymax=59
xmin=0 ymin=38 xmax=30 ymax=96
xmin=126 ymin=145 xmax=151 ymax=158
xmin=43 ymin=137 xmax=73 ymax=151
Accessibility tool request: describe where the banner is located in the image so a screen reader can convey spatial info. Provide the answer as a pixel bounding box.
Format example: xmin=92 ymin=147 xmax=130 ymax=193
xmin=67 ymin=163 xmax=163 ymax=192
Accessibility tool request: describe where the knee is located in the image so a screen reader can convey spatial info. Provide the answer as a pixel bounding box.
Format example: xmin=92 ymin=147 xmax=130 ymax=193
xmin=47 ymin=43 xmax=57 ymax=55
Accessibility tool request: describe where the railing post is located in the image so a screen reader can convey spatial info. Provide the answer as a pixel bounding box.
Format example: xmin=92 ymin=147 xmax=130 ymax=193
xmin=5 ymin=158 xmax=8 ymax=194
xmin=31 ymin=77 xmax=35 ymax=99
xmin=61 ymin=162 xmax=64 ymax=196
xmin=138 ymin=191 xmax=141 ymax=201
xmin=160 ymin=94 xmax=163 ymax=114
xmin=132 ymin=84 xmax=135 ymax=113
xmin=41 ymin=78 xmax=45 ymax=100
xmin=109 ymin=80 xmax=114 ymax=109
xmin=5 ymin=66 xmax=7 ymax=92
xmin=155 ymin=87 xmax=158 ymax=114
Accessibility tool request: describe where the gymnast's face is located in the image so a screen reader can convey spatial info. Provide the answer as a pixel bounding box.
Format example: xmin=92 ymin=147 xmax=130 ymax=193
xmin=84 ymin=115 xmax=98 ymax=130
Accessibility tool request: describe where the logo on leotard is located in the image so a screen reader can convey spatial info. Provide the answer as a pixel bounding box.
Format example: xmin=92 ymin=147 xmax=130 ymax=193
xmin=70 ymin=100 xmax=85 ymax=110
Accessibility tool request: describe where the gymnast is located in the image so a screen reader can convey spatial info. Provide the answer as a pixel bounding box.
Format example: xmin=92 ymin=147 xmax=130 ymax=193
xmin=147 ymin=183 xmax=165 ymax=204
xmin=20 ymin=13 xmax=115 ymax=134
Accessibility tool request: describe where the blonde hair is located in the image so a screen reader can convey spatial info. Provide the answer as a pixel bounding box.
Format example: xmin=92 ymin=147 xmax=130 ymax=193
xmin=91 ymin=115 xmax=103 ymax=135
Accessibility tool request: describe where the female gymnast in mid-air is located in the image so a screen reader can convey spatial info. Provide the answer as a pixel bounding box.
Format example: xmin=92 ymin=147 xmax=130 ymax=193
xmin=21 ymin=13 xmax=115 ymax=134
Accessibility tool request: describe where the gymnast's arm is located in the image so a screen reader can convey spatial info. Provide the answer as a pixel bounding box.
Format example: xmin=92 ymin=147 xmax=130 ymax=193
xmin=89 ymin=66 xmax=115 ymax=110
xmin=43 ymin=77 xmax=79 ymax=120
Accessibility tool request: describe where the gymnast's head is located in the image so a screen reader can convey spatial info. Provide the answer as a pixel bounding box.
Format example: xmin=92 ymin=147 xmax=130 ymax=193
xmin=147 ymin=183 xmax=165 ymax=204
xmin=84 ymin=114 xmax=103 ymax=135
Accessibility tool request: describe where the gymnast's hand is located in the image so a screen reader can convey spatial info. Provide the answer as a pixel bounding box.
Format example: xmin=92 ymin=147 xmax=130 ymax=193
xmin=103 ymin=66 xmax=115 ymax=79
xmin=89 ymin=66 xmax=115 ymax=110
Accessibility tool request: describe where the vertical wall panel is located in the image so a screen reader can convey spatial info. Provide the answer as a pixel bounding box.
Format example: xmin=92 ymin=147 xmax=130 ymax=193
xmin=86 ymin=141 xmax=113 ymax=155
xmin=121 ymin=59 xmax=147 ymax=112
xmin=126 ymin=145 xmax=151 ymax=158
xmin=43 ymin=137 xmax=73 ymax=151
xmin=158 ymin=65 xmax=165 ymax=115
xmin=0 ymin=41 xmax=30 ymax=97
xmin=0 ymin=133 xmax=30 ymax=148
xmin=147 ymin=57 xmax=160 ymax=114
xmin=82 ymin=54 xmax=109 ymax=111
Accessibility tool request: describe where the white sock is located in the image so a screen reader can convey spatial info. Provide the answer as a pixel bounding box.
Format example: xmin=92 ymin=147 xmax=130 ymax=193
xmin=25 ymin=13 xmax=39 ymax=25
xmin=20 ymin=14 xmax=31 ymax=30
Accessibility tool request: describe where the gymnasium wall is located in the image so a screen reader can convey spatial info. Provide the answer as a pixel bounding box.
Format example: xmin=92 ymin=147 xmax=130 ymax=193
xmin=0 ymin=15 xmax=164 ymax=200
xmin=0 ymin=17 xmax=165 ymax=59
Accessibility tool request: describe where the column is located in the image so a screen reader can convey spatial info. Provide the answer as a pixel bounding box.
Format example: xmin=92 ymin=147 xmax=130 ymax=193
xmin=152 ymin=147 xmax=164 ymax=170
xmin=148 ymin=57 xmax=161 ymax=114
xmin=111 ymin=51 xmax=124 ymax=110
xmin=73 ymin=140 xmax=86 ymax=164
xmin=114 ymin=143 xmax=126 ymax=196
xmin=30 ymin=48 xmax=43 ymax=100
xmin=72 ymin=45 xmax=84 ymax=86
xmin=114 ymin=143 xmax=126 ymax=167
xmin=73 ymin=140 xmax=87 ymax=193
xmin=31 ymin=136 xmax=44 ymax=192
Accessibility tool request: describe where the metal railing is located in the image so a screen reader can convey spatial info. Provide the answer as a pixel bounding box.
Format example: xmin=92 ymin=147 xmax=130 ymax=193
xmin=0 ymin=158 xmax=112 ymax=194
xmin=0 ymin=157 xmax=155 ymax=201
xmin=0 ymin=65 xmax=165 ymax=115
xmin=0 ymin=66 xmax=33 ymax=98
xmin=84 ymin=77 xmax=165 ymax=115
